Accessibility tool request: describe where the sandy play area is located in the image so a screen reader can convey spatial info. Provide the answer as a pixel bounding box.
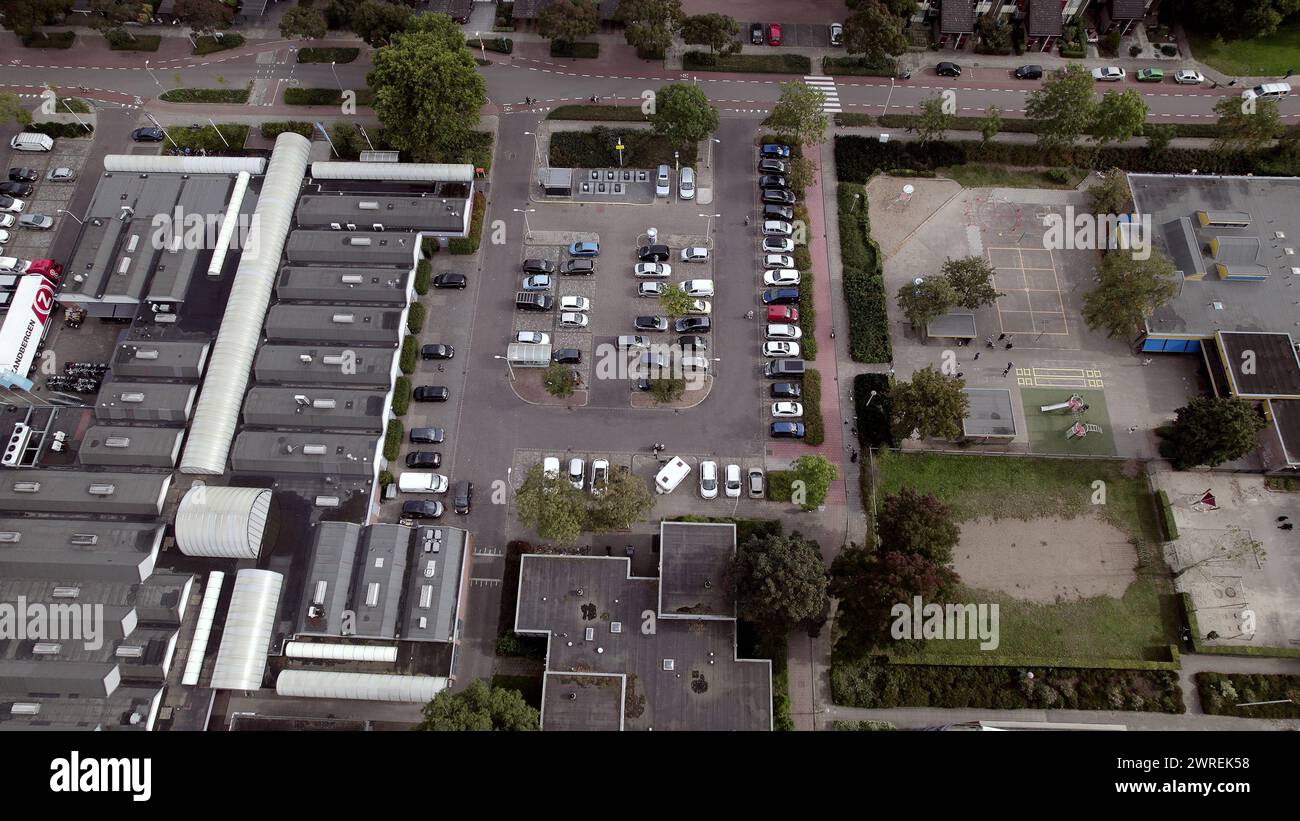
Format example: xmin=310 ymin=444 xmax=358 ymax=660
xmin=954 ymin=514 xmax=1138 ymax=603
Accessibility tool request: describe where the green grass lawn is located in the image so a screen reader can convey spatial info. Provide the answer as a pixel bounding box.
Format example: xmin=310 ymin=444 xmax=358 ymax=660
xmin=1188 ymin=23 xmax=1300 ymax=76
xmin=1019 ymin=387 xmax=1116 ymax=456
xmin=939 ymin=164 xmax=1088 ymax=190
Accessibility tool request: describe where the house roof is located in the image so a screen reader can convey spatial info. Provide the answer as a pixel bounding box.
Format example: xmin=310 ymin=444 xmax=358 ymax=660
xmin=940 ymin=0 xmax=977 ymax=34
xmin=1027 ymin=0 xmax=1064 ymax=37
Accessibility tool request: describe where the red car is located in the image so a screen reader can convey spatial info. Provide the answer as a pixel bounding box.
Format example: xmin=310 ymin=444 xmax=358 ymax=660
xmin=767 ymin=305 xmax=799 ymax=322
xmin=767 ymin=24 xmax=782 ymax=46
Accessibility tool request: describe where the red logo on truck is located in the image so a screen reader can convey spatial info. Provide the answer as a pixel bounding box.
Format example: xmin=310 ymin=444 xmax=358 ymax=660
xmin=31 ymin=279 xmax=55 ymax=325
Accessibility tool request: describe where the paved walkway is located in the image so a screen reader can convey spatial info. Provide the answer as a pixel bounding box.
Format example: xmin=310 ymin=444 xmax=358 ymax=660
xmin=826 ymin=704 xmax=1300 ymax=731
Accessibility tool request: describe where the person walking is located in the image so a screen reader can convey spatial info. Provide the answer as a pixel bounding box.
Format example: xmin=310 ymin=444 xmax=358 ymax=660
xmin=1003 ymin=362 xmax=1013 ymax=377
xmin=973 ymin=351 xmax=980 ymax=361
xmin=985 ymin=336 xmax=994 ymax=348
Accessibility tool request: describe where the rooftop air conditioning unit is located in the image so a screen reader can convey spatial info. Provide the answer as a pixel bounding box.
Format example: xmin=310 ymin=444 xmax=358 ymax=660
xmin=121 ymin=393 xmax=146 ymax=403
xmin=115 ymin=645 xmax=143 ymax=659
xmin=32 ymin=642 xmax=62 ymax=655
xmin=88 ymin=484 xmax=116 ymax=496
xmin=340 ymin=274 xmax=364 ymax=284
xmin=105 ymin=437 xmax=131 ymax=448
xmin=331 ymin=314 xmax=355 ymax=323
xmin=9 ymin=703 xmax=40 ymax=716
xmin=0 ymin=531 xmax=20 ymax=543
xmin=12 ymin=482 xmax=40 ymax=493
xmin=312 ymin=581 xmax=328 ymax=605
xmin=314 ymin=495 xmax=340 ymax=508
xmin=135 ymin=349 xmax=160 ymax=360
xmin=358 ymin=201 xmax=380 ymax=210
xmin=345 ymin=223 xmax=357 ymax=231
xmin=371 ymin=224 xmax=384 ymax=232
xmin=322 ymin=354 xmax=345 ymax=365
xmin=117 ymin=258 xmax=132 ymax=275
xmin=299 ymin=354 xmax=313 ymax=363
xmin=69 ymin=534 xmax=98 ymax=546
xmin=348 ymin=238 xmax=371 ymax=247
xmin=303 ymin=444 xmax=327 ymax=455
xmin=155 ymin=313 xmax=178 ymax=324
xmin=52 ymin=586 xmax=80 ymax=599
xmin=312 ymin=399 xmax=337 ymax=409
xmin=365 ymin=582 xmax=380 ymax=608
xmin=126 ymin=235 xmax=140 ymax=252
xmin=330 ymin=222 xmax=342 ymax=230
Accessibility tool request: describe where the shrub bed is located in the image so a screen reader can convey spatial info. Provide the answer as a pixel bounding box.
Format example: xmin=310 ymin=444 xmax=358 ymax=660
xmin=194 ymin=34 xmax=245 ymax=55
xmin=159 ymin=87 xmax=250 ymax=104
xmin=872 ymin=113 xmax=1293 ymax=141
xmin=27 ymin=122 xmax=93 ymax=139
xmin=260 ymin=121 xmax=314 ymax=139
xmin=383 ymin=420 xmax=403 ymax=461
xmin=160 ymin=124 xmax=249 ymax=154
xmin=284 ymin=88 xmax=374 ymax=106
xmin=547 ymin=105 xmax=648 ymax=122
xmin=766 ymin=470 xmax=793 ymax=503
xmin=684 ymin=51 xmax=810 ymax=74
xmin=55 ymin=97 xmax=90 ymax=114
xmin=822 ymin=57 xmax=896 ymax=76
xmin=472 ymin=36 xmax=513 ymax=54
xmin=415 ymin=260 xmax=432 ymax=294
xmin=834 ymin=113 xmax=875 ymax=128
xmin=298 ymin=47 xmax=360 ymax=64
xmin=551 ymin=41 xmax=599 ymax=59
xmin=400 ymin=336 xmax=418 ymax=375
xmin=407 ymin=302 xmax=426 ymax=334
xmin=802 ymin=369 xmax=825 ymax=446
xmin=392 ymin=376 xmax=411 ymax=416
xmin=838 ymin=184 xmax=892 ymax=363
xmin=854 ymin=373 xmax=895 ymax=448
xmin=1157 ymin=489 xmax=1178 ymax=540
xmin=1196 ymin=672 xmax=1300 ymax=718
xmin=107 ymin=32 xmax=161 ymax=51
xmin=549 ymin=126 xmax=696 ymax=168
xmin=21 ymin=31 xmax=75 ymax=49
xmin=449 ymin=191 xmax=486 ymax=254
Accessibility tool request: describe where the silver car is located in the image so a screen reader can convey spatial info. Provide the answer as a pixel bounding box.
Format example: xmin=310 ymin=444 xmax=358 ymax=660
xmin=17 ymin=214 xmax=53 ymax=230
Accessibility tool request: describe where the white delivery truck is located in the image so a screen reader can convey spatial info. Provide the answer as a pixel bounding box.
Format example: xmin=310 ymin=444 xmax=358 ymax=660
xmin=654 ymin=456 xmax=691 ymax=494
xmin=398 ymin=472 xmax=449 ymax=493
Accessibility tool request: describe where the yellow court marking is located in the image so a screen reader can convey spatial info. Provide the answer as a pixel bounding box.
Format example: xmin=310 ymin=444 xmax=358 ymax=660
xmin=987 ymin=246 xmax=1072 ymax=337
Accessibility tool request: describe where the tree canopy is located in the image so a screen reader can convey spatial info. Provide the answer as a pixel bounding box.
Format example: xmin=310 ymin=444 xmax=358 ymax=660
xmin=1157 ymin=397 xmax=1267 ymax=469
xmin=767 ymin=81 xmax=829 ymax=146
xmin=538 ymin=0 xmax=600 ymax=44
xmin=1091 ymin=89 xmax=1148 ymax=146
xmin=830 ymin=545 xmax=958 ymax=657
xmin=895 ymin=275 xmax=956 ymax=329
xmin=1213 ymin=96 xmax=1281 ymax=154
xmin=681 ymin=13 xmax=741 ymax=57
xmin=843 ymin=0 xmax=909 ymax=67
xmin=617 ymin=0 xmax=684 ymax=57
xmin=787 ymin=454 xmax=838 ymax=511
xmin=1081 ymin=248 xmax=1177 ymax=339
xmin=890 ymin=365 xmax=969 ymax=442
xmin=650 ymin=82 xmax=719 ymax=148
xmin=280 ymin=5 xmax=328 ymax=40
xmin=1026 ymin=64 xmax=1097 ymax=148
xmin=416 ymin=680 xmax=539 ymax=731
xmin=876 ymin=487 xmax=961 ymax=566
xmin=1170 ymin=0 xmax=1300 ymax=39
xmin=942 ymin=256 xmax=1003 ymax=310
xmin=731 ymin=532 xmax=828 ymax=627
xmin=514 ymin=463 xmax=588 ymax=545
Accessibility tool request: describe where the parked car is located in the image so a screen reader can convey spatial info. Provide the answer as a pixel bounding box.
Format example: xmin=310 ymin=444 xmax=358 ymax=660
xmin=1136 ymin=68 xmax=1164 ymax=82
xmin=635 ymin=315 xmax=669 ymax=332
xmin=1174 ymin=69 xmax=1205 ymax=85
xmin=1013 ymin=65 xmax=1043 ymax=80
xmin=759 ymin=174 xmax=789 ymax=191
xmin=0 ymin=215 xmax=13 ymax=229
xmin=420 ymin=343 xmax=455 ymax=360
xmin=406 ymin=451 xmax=443 ymax=469
xmin=590 ymin=459 xmax=609 ymax=496
xmin=679 ymin=167 xmax=696 ymax=200
xmin=409 ymin=427 xmax=446 ymax=444
xmin=46 ymin=167 xmax=75 ymax=182
xmin=770 ymin=421 xmax=806 ymax=439
xmin=637 ymin=244 xmax=670 ymax=262
xmin=767 ymin=23 xmax=782 ymax=46
xmin=747 ymin=468 xmax=765 ymax=498
xmin=750 ymin=22 xmax=764 ymax=45
xmin=1091 ymin=66 xmax=1125 ymax=81
xmin=681 ymin=355 xmax=709 ymax=372
xmin=131 ymin=127 xmax=166 ymax=142
xmin=1243 ymin=82 xmax=1292 ymax=101
xmin=516 ymin=293 xmax=553 ymax=311
xmin=758 ymin=159 xmax=787 ymax=174
xmin=561 ymin=258 xmax=595 ymax=275
xmin=763 ymin=236 xmax=795 ymax=254
xmin=516 ymin=330 xmax=549 ymax=345
xmin=16 ymin=214 xmax=53 ymax=230
xmin=764 ymin=269 xmax=800 ymax=287
xmin=559 ymin=311 xmax=589 ymax=328
xmin=767 ymin=305 xmax=799 ymax=322
xmin=568 ymin=458 xmax=585 ymax=490
xmin=0 ymin=230 xmax=8 ymax=244
xmin=724 ymin=463 xmax=742 ymax=498
xmin=762 ymin=189 xmax=796 ymax=205
xmin=761 ymin=287 xmax=800 ymax=305
xmin=569 ymin=241 xmax=600 ymax=257
xmin=413 ymin=385 xmax=450 ymax=402
xmin=763 ymin=341 xmax=800 ymax=357
xmin=681 ymin=246 xmax=709 ymax=263
xmin=699 ymin=460 xmax=719 ymax=499
xmin=402 ymin=500 xmax=444 ymax=520
xmin=936 ymin=61 xmax=962 ymax=77
xmin=772 ymin=401 xmax=803 ymax=418
xmin=674 ymin=316 xmax=711 ymax=333
xmin=762 ymin=220 xmax=793 ymax=237
xmin=7 ymin=168 xmax=37 ymax=183
xmin=633 ymin=262 xmax=671 ymax=278
xmin=676 ymin=335 xmax=708 ymax=351
xmin=829 ymin=23 xmax=844 ymax=47
xmin=521 ymin=274 xmax=552 ymax=291
xmin=639 ymin=351 xmax=670 ymax=372
xmin=452 ymin=481 xmax=473 ymax=515
xmin=552 ymin=348 xmax=582 ymax=364
xmin=764 ymin=254 xmax=795 ymax=269
xmin=398 ymin=472 xmax=449 ymax=493
xmin=0 ymin=197 xmax=25 ymax=214
xmin=763 ymin=204 xmax=794 ymax=221
xmin=432 ymin=272 xmax=467 ymax=289
xmin=682 ymin=279 xmax=714 ymax=297
xmin=760 ymin=144 xmax=791 ymax=160
xmin=638 ymin=281 xmax=666 ymax=298
xmin=687 ymin=299 xmax=712 ymax=315
xmin=522 ymin=258 xmax=555 ymax=274
xmin=543 ymin=457 xmax=561 ymax=480
xmin=771 ymin=382 xmax=802 ymax=399
xmin=559 ymin=295 xmax=590 ymax=312
xmin=655 ymin=164 xmax=671 ymax=197
xmin=766 ymin=323 xmax=802 ymax=340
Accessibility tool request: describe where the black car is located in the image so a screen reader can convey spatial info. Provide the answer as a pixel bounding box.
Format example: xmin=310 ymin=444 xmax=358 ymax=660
xmin=1014 ymin=64 xmax=1044 ymax=80
xmin=432 ymin=272 xmax=467 ymax=289
xmin=413 ymin=385 xmax=450 ymax=402
xmin=410 ymin=426 xmax=446 ymax=444
xmin=936 ymin=61 xmax=962 ymax=77
xmin=771 ymin=382 xmax=802 ymax=399
xmin=402 ymin=500 xmax=444 ymax=520
xmin=0 ymin=182 xmax=33 ymax=198
xmin=405 ymin=451 xmax=443 ymax=469
xmin=7 ymin=168 xmax=38 ymax=183
xmin=750 ymin=22 xmax=764 ymax=45
xmin=761 ymin=189 xmax=796 ymax=205
xmin=674 ymin=316 xmax=711 ymax=334
xmin=771 ymin=421 xmax=806 ymax=439
xmin=635 ymin=315 xmax=669 ymax=332
xmin=522 ymin=258 xmax=555 ymax=274
xmin=637 ymin=244 xmax=670 ymax=262
xmin=452 ymin=480 xmax=473 ymax=515
xmin=758 ymin=159 xmax=787 ymax=175
xmin=561 ymin=259 xmax=595 ymax=275
xmin=762 ymin=287 xmax=800 ymax=305
xmin=759 ymin=175 xmax=789 ymax=190
xmin=634 ymin=378 xmax=653 ymax=391
xmin=131 ymin=127 xmax=166 ymax=142
xmin=676 ymin=335 xmax=708 ymax=351
xmin=763 ymin=204 xmax=794 ymax=221
xmin=552 ymin=348 xmax=582 ymax=364
xmin=420 ymin=343 xmax=455 ymax=360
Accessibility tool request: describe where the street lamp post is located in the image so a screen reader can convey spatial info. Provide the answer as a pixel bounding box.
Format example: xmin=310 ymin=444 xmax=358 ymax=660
xmin=55 ymin=209 xmax=85 ymax=226
xmin=523 ymin=130 xmax=545 ymax=173
xmin=674 ymin=150 xmax=679 ymax=201
xmin=475 ymin=32 xmax=486 ymax=59
xmin=330 ymin=61 xmax=341 ymax=92
xmin=699 ymin=212 xmax=721 ymax=240
xmin=882 ymin=76 xmax=896 ymax=119
xmin=144 ymin=60 xmax=162 ymax=90
xmin=513 ymin=207 xmax=536 ymax=242
xmin=864 ymin=390 xmax=879 ymax=407
xmin=706 ymin=138 xmax=720 ymax=168
xmin=493 ymin=355 xmax=516 ymax=381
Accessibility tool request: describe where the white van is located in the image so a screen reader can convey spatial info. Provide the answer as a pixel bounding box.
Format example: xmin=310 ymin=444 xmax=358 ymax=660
xmin=9 ymin=133 xmax=54 ymax=153
xmin=398 ymin=472 xmax=449 ymax=493
xmin=654 ymin=456 xmax=691 ymax=494
xmin=655 ymin=164 xmax=671 ymax=197
xmin=1244 ymin=82 xmax=1291 ymax=101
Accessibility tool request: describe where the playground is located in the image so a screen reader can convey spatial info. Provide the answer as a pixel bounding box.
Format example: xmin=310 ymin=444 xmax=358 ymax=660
xmin=1019 ymin=387 xmax=1116 ymax=456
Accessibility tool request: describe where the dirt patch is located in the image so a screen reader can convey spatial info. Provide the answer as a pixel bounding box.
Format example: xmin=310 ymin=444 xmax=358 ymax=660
xmin=955 ymin=514 xmax=1138 ymax=603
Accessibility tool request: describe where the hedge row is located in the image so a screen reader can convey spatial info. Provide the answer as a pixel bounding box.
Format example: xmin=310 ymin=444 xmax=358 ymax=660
xmin=797 ymin=261 xmax=816 ymax=361
xmin=472 ymin=36 xmax=513 ymax=54
xmin=1157 ymin=489 xmax=1179 ymax=540
xmin=683 ymin=51 xmax=810 ymax=74
xmin=392 ymin=376 xmax=411 ymax=417
xmin=864 ymin=113 xmax=1296 ymax=141
xmin=853 ymin=372 xmax=895 ymax=449
xmin=888 ymin=648 xmax=1180 ymax=671
xmin=803 ymin=369 xmax=825 ymax=446
xmin=1196 ymin=672 xmax=1300 ymax=718
xmin=400 ymin=335 xmax=418 ymax=375
xmin=551 ymin=41 xmax=599 ymax=59
xmin=106 ymin=32 xmax=161 ymax=51
xmin=838 ymin=184 xmax=892 ymax=363
xmin=415 ymin=260 xmax=432 ymax=295
xmin=549 ymin=127 xmax=697 ymax=168
xmin=158 ymin=87 xmax=250 ymax=104
xmin=383 ymin=420 xmax=403 ymax=461
xmin=822 ymin=57 xmax=896 ymax=77
xmin=765 ymin=470 xmax=793 ymax=504
xmin=284 ymin=88 xmax=374 ymax=106
xmin=449 ymin=191 xmax=486 ymax=254
xmin=194 ymin=33 xmax=245 ymax=55
xmin=298 ymin=47 xmax=360 ymax=64
xmin=27 ymin=122 xmax=93 ymax=139
xmin=407 ymin=302 xmax=426 ymax=334
xmin=547 ymin=105 xmax=648 ymax=122
xmin=260 ymin=121 xmax=314 ymax=139
xmin=21 ymin=31 xmax=75 ymax=49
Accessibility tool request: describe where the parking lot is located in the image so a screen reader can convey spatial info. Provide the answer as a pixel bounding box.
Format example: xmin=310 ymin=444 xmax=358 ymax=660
xmin=2 ymin=137 xmax=91 ymax=263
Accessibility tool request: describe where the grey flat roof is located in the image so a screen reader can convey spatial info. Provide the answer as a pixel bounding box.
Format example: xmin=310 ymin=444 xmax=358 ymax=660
xmin=541 ymin=672 xmax=624 ymax=731
xmin=295 ymin=194 xmax=469 ymax=233
xmin=515 ymin=554 xmax=772 ymax=731
xmin=0 ymin=660 xmax=120 ymax=698
xmin=0 ymin=518 xmax=163 ymax=582
xmin=927 ymin=311 xmax=978 ymax=339
xmin=1215 ymin=332 xmax=1300 ymax=398
xmin=264 ymin=304 xmax=403 ymax=345
xmin=401 ymin=526 xmax=468 ymax=642
xmin=658 ymin=521 xmax=735 ymax=618
xmin=78 ymin=426 xmax=183 ymax=468
xmin=242 ymin=386 xmax=387 ymax=432
xmin=1269 ymin=399 xmax=1300 ymax=467
xmin=254 ymin=345 xmax=397 ymax=387
xmin=1130 ymin=174 xmax=1300 ymax=337
xmin=95 ymin=380 xmax=196 ymax=424
xmin=297 ymin=521 xmax=361 ymax=637
xmin=285 ymin=230 xmax=420 ymax=266
xmin=354 ymin=524 xmax=410 ymax=639
xmin=133 ymin=571 xmax=193 ymax=625
xmin=276 ymin=266 xmax=410 ymax=305
xmin=0 ymin=469 xmax=169 ymax=517
xmin=963 ymin=388 xmax=1018 ymax=437
xmin=0 ymin=685 xmax=161 ymax=731
xmin=110 ymin=339 xmax=210 ymax=380
xmin=230 ymin=431 xmax=377 ymax=477
xmin=146 ymin=175 xmax=237 ymax=302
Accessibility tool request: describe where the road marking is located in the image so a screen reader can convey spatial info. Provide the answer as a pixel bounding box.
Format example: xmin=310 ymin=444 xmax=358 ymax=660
xmin=803 ymin=75 xmax=842 ymax=114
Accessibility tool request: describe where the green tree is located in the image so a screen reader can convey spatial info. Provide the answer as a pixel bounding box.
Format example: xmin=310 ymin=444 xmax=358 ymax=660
xmin=349 ymin=0 xmax=411 ymax=46
xmin=767 ymin=81 xmax=829 ymax=146
xmin=280 ymin=6 xmax=328 ymax=40
xmin=617 ymin=0 xmax=683 ymax=57
xmin=416 ymin=680 xmax=539 ymax=731
xmin=914 ymin=94 xmax=955 ymax=144
xmin=1174 ymin=0 xmax=1300 ymax=39
xmin=890 ymin=365 xmax=969 ymax=441
xmin=681 ymin=13 xmax=740 ymax=57
xmin=91 ymin=0 xmax=148 ymax=40
xmin=977 ymin=105 xmax=1002 ymax=145
xmin=650 ymin=82 xmax=719 ymax=148
xmin=843 ymin=0 xmax=908 ymax=67
xmin=587 ymin=467 xmax=655 ymax=530
xmin=942 ymin=256 xmax=1002 ymax=310
xmin=1088 ymin=167 xmax=1132 ymax=214
xmin=1145 ymin=122 xmax=1176 ymax=153
xmin=830 ymin=544 xmax=957 ymax=656
xmin=0 ymin=92 xmax=32 ymax=128
xmin=1091 ymin=89 xmax=1148 ymax=146
xmin=538 ymin=0 xmax=600 ymax=47
xmin=514 ymin=463 xmax=587 ymax=545
xmin=172 ymin=0 xmax=232 ymax=32
xmin=1213 ymin=96 xmax=1281 ymax=154
xmin=1157 ymin=397 xmax=1267 ymax=470
xmin=876 ymin=487 xmax=960 ymax=566
xmin=657 ymin=283 xmax=697 ymax=316
xmin=895 ymin=275 xmax=956 ymax=329
xmin=1081 ymin=248 xmax=1177 ymax=339
xmin=543 ymin=362 xmax=576 ymax=397
xmin=649 ymin=377 xmax=684 ymax=403
xmin=730 ymin=532 xmax=828 ymax=627
xmin=1026 ymin=64 xmax=1097 ymax=148
xmin=2 ymin=0 xmax=74 ymax=38
xmin=786 ymin=454 xmax=838 ymax=511
xmin=786 ymin=155 xmax=817 ymax=194
xmin=369 ymin=16 xmax=486 ymax=162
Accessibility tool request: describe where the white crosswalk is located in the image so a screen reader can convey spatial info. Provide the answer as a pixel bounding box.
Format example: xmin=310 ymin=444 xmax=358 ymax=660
xmin=804 ymin=76 xmax=842 ymax=114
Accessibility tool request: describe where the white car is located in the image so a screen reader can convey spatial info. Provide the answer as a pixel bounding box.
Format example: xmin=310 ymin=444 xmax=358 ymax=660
xmin=1174 ymin=69 xmax=1205 ymax=85
xmin=559 ymin=295 xmax=590 ymax=312
xmin=0 ymin=215 xmax=13 ymax=229
xmin=681 ymin=279 xmax=714 ymax=297
xmin=762 ymin=220 xmax=793 ymax=237
xmin=655 ymin=164 xmax=671 ymax=197
xmin=638 ymin=281 xmax=666 ymax=298
xmin=766 ymin=323 xmax=802 ymax=340
xmin=699 ymin=460 xmax=718 ymax=499
xmin=679 ymin=167 xmax=696 ymax=200
xmin=568 ymin=457 xmax=585 ymax=490
xmin=543 ymin=457 xmax=561 ymax=480
xmin=763 ymin=269 xmax=800 ymax=287
xmin=772 ymin=401 xmax=803 ymax=418
xmin=687 ymin=299 xmax=712 ymax=315
xmin=559 ymin=311 xmax=589 ymax=328
xmin=0 ymin=197 xmax=26 ymax=214
xmin=633 ymin=262 xmax=671 ymax=278
xmin=763 ymin=236 xmax=795 ymax=253
xmin=763 ymin=341 xmax=800 ymax=358
xmin=764 ymin=254 xmax=794 ymax=269
xmin=1091 ymin=66 xmax=1125 ymax=82
xmin=0 ymin=230 xmax=8 ymax=244
xmin=516 ymin=330 xmax=550 ymax=345
xmin=681 ymin=246 xmax=709 ymax=263
xmin=724 ymin=463 xmax=742 ymax=498
xmin=590 ymin=458 xmax=609 ymax=496
xmin=681 ymin=355 xmax=709 ymax=372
